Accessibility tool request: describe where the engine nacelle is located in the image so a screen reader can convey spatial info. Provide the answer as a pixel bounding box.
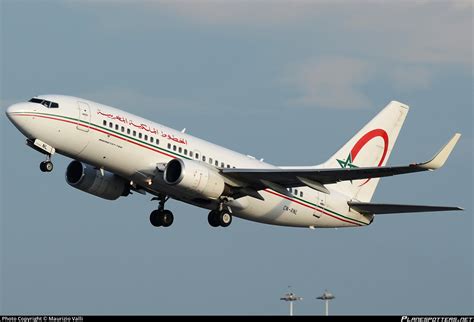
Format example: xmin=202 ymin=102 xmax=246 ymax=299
xmin=65 ymin=160 xmax=130 ymax=200
xmin=164 ymin=158 xmax=225 ymax=200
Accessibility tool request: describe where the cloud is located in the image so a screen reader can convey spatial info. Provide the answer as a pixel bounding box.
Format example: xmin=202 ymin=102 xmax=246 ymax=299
xmin=163 ymin=1 xmax=471 ymax=67
xmin=387 ymin=66 xmax=433 ymax=92
xmin=67 ymin=1 xmax=471 ymax=111
xmin=161 ymin=1 xmax=323 ymax=27
xmin=284 ymin=57 xmax=374 ymax=109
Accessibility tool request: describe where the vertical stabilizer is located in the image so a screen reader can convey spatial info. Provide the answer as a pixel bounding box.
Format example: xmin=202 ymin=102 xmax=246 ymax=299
xmin=323 ymin=101 xmax=409 ymax=202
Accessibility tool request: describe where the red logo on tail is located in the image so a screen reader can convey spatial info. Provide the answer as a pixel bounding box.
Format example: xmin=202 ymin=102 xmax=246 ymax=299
xmin=337 ymin=129 xmax=389 ymax=186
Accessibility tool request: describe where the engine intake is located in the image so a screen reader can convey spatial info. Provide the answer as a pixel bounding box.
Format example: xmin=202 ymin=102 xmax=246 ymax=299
xmin=164 ymin=158 xmax=225 ymax=200
xmin=66 ymin=160 xmax=129 ymax=200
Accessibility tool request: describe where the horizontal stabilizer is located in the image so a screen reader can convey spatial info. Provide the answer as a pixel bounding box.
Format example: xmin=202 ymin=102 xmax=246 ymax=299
xmin=348 ymin=201 xmax=463 ymax=215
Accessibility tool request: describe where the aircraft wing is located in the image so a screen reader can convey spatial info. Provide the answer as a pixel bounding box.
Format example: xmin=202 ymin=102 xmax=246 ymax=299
xmin=347 ymin=202 xmax=463 ymax=214
xmin=222 ymin=133 xmax=461 ymax=197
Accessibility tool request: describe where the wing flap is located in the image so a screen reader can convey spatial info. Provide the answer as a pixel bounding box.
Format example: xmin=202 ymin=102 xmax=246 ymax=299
xmin=348 ymin=201 xmax=463 ymax=215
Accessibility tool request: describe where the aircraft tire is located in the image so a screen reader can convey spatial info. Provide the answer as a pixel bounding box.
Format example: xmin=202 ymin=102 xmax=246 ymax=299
xmin=149 ymin=210 xmax=162 ymax=227
xmin=208 ymin=210 xmax=220 ymax=227
xmin=160 ymin=210 xmax=174 ymax=227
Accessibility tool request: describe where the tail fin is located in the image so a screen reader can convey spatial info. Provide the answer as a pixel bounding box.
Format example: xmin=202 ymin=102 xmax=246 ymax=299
xmin=323 ymin=101 xmax=409 ymax=202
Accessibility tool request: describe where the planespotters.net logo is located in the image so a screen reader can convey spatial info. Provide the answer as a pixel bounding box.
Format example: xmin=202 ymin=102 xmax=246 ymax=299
xmin=401 ymin=317 xmax=473 ymax=322
xmin=336 ymin=128 xmax=389 ymax=186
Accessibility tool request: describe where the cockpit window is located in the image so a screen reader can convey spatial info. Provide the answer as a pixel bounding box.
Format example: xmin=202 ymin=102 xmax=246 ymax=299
xmin=28 ymin=98 xmax=59 ymax=108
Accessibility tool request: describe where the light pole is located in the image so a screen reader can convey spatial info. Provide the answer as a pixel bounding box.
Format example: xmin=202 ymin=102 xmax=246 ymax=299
xmin=317 ymin=289 xmax=335 ymax=316
xmin=280 ymin=288 xmax=303 ymax=316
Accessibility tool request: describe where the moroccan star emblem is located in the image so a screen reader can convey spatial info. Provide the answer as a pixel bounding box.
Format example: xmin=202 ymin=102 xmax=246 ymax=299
xmin=336 ymin=154 xmax=358 ymax=169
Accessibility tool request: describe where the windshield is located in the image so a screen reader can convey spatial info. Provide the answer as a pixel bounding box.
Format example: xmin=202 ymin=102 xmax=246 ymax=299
xmin=29 ymin=98 xmax=59 ymax=108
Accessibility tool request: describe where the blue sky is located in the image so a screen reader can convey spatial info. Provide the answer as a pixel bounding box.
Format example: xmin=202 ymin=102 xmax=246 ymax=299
xmin=1 ymin=0 xmax=472 ymax=315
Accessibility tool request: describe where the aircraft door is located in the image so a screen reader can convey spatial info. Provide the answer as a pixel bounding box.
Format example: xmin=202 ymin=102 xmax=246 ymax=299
xmin=313 ymin=192 xmax=327 ymax=219
xmin=317 ymin=192 xmax=327 ymax=207
xmin=77 ymin=101 xmax=91 ymax=132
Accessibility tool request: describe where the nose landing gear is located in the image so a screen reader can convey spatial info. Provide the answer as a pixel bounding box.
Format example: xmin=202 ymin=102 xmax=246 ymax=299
xmin=26 ymin=139 xmax=55 ymax=173
xmin=39 ymin=156 xmax=54 ymax=172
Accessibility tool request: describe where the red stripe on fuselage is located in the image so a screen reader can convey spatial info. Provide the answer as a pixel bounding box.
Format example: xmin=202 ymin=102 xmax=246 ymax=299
xmin=264 ymin=189 xmax=362 ymax=226
xmin=15 ymin=113 xmax=177 ymax=159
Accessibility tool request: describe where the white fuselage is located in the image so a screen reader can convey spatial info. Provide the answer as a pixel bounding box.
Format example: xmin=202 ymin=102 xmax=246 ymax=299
xmin=6 ymin=95 xmax=372 ymax=228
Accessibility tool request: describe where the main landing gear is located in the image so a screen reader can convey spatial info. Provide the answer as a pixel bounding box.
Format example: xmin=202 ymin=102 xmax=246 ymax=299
xmin=208 ymin=199 xmax=233 ymax=227
xmin=208 ymin=210 xmax=232 ymax=227
xmin=149 ymin=194 xmax=174 ymax=228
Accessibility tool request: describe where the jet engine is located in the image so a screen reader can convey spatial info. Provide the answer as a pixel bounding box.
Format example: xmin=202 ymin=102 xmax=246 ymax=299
xmin=164 ymin=158 xmax=226 ymax=200
xmin=65 ymin=160 xmax=130 ymax=200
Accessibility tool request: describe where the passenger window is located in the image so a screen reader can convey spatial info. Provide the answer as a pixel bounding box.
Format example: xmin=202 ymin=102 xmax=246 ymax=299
xmin=156 ymin=139 xmax=159 ymax=145
xmin=202 ymin=156 xmax=206 ymax=162
xmin=121 ymin=126 xmax=124 ymax=132
xmin=195 ymin=153 xmax=199 ymax=159
xmin=300 ymin=191 xmax=303 ymax=197
xmin=189 ymin=151 xmax=193 ymax=158
xmin=178 ymin=147 xmax=182 ymax=153
xmin=215 ymin=160 xmax=218 ymax=166
xmin=103 ymin=120 xmax=107 ymax=126
xmin=173 ymin=145 xmax=176 ymax=151
xmin=133 ymin=130 xmax=136 ymax=137
xmin=150 ymin=137 xmax=154 ymax=143
xmin=209 ymin=158 xmax=213 ymax=164
xmin=109 ymin=122 xmax=113 ymax=128
xmin=295 ymin=189 xmax=298 ymax=195
xmin=139 ymin=133 xmax=142 ymax=139
xmin=184 ymin=149 xmax=188 ymax=155
xmin=221 ymin=162 xmax=225 ymax=168
xmin=144 ymin=134 xmax=148 ymax=141
xmin=168 ymin=143 xmax=171 ymax=149
xmin=226 ymin=164 xmax=230 ymax=168
xmin=115 ymin=124 xmax=119 ymax=130
xmin=127 ymin=128 xmax=131 ymax=135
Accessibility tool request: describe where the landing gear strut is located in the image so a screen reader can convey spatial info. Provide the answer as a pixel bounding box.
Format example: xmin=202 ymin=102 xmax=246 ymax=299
xmin=208 ymin=198 xmax=233 ymax=227
xmin=149 ymin=194 xmax=174 ymax=227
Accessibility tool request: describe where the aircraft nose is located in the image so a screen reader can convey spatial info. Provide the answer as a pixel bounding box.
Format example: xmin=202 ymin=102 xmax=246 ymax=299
xmin=5 ymin=102 xmax=31 ymax=129
xmin=5 ymin=103 xmax=25 ymax=120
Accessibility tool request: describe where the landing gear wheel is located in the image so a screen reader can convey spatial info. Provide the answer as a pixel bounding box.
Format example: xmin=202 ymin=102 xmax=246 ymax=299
xmin=160 ymin=210 xmax=174 ymax=227
xmin=40 ymin=161 xmax=53 ymax=172
xmin=149 ymin=210 xmax=162 ymax=227
xmin=218 ymin=211 xmax=232 ymax=227
xmin=208 ymin=210 xmax=220 ymax=227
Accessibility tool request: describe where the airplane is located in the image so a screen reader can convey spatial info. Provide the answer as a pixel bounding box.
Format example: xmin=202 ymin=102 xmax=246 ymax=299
xmin=5 ymin=95 xmax=463 ymax=229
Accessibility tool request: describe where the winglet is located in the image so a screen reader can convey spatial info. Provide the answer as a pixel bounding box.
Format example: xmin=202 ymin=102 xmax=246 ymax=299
xmin=418 ymin=133 xmax=461 ymax=170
